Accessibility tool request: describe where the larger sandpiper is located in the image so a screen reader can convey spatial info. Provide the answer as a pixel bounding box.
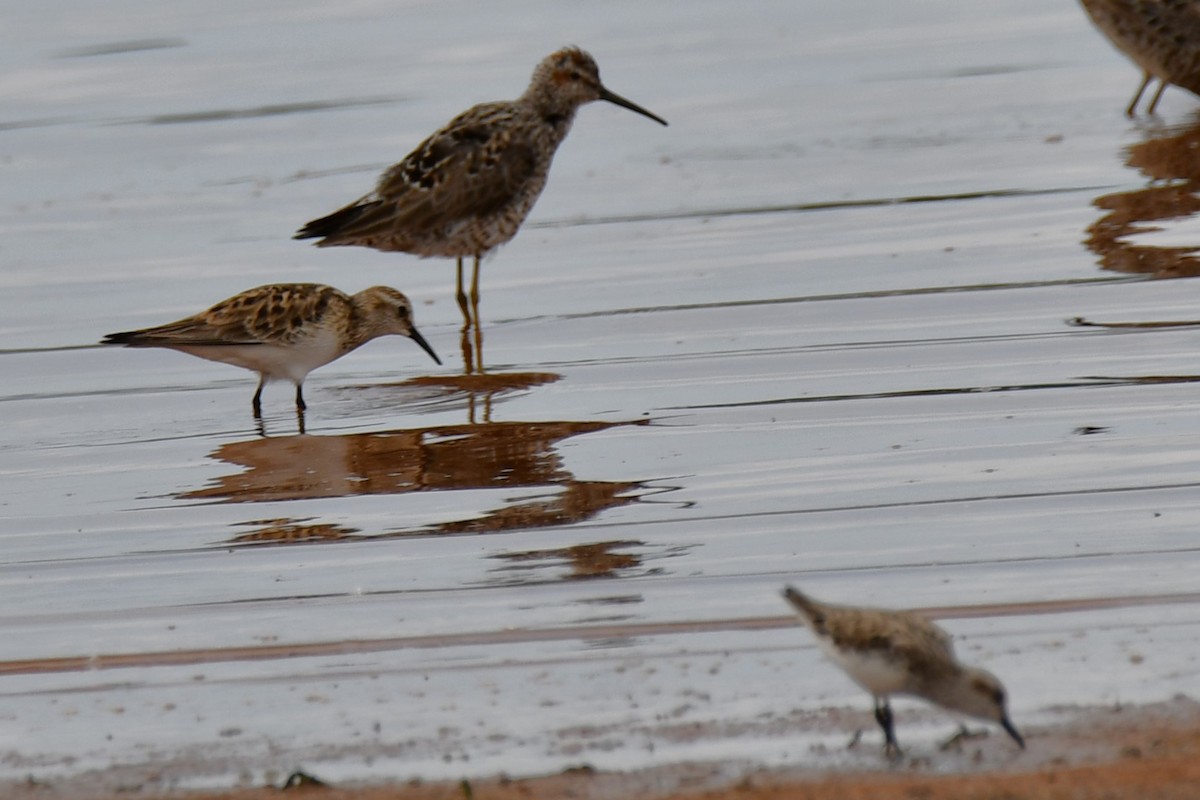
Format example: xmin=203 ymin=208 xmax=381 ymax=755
xmin=782 ymin=585 xmax=1024 ymax=757
xmin=103 ymin=283 xmax=440 ymax=417
xmin=293 ymin=46 xmax=667 ymax=327
xmin=1079 ymin=0 xmax=1200 ymax=115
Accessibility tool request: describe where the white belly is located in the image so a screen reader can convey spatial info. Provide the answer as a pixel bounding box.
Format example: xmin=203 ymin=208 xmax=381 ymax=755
xmin=819 ymin=639 xmax=911 ymax=696
xmin=179 ymin=330 xmax=344 ymax=384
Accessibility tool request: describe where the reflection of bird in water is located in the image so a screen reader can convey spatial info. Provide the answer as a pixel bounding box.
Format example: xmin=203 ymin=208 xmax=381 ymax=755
xmin=489 ymin=540 xmax=644 ymax=581
xmin=782 ymin=586 xmax=1024 ymax=759
xmin=1086 ymin=120 xmax=1200 ymax=276
xmin=1079 ymin=0 xmax=1200 ymax=116
xmin=181 ymin=418 xmax=650 ymax=545
xmin=294 ymin=46 xmax=667 ymax=352
xmin=102 ymin=283 xmax=439 ymax=419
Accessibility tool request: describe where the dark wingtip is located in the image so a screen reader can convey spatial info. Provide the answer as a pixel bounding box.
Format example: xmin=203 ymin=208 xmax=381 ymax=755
xmin=293 ymin=221 xmax=324 ymax=241
xmin=781 ymin=585 xmax=808 ymax=607
xmin=782 ymin=586 xmax=826 ymax=623
xmin=101 ymin=331 xmax=135 ymax=345
xmin=293 ymin=201 xmax=376 ymax=243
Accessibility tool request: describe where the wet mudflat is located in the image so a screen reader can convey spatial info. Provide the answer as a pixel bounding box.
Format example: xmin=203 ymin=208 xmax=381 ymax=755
xmin=2 ymin=1 xmax=1200 ymax=796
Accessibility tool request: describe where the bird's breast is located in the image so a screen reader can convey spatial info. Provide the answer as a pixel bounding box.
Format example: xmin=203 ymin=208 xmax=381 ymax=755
xmin=818 ymin=638 xmax=912 ymax=696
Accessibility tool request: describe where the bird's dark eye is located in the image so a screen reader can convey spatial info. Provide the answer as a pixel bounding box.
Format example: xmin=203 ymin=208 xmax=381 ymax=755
xmin=397 ymin=306 xmax=409 ymax=319
xmin=994 ymin=688 xmax=1005 ymax=705
xmin=569 ymin=70 xmax=582 ymax=81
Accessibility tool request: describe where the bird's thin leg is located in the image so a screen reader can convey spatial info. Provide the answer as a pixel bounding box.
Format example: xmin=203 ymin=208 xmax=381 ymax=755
xmin=252 ymin=376 xmax=266 ymax=418
xmin=295 ymin=385 xmax=307 ymax=433
xmin=874 ymin=698 xmax=901 ymax=760
xmin=459 ymin=254 xmax=485 ymax=374
xmin=938 ymin=724 xmax=985 ymax=751
xmin=468 ymin=255 xmax=483 ymax=334
xmin=1147 ymin=79 xmax=1168 ymax=115
xmin=469 ymin=254 xmax=482 ymax=308
xmin=455 ymin=256 xmax=471 ymax=324
xmin=1126 ymin=72 xmax=1153 ymax=117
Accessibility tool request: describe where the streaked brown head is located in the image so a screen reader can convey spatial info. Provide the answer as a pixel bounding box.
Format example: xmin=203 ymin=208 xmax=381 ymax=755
xmin=528 ymin=47 xmax=667 ymax=126
xmin=354 ymin=287 xmax=441 ymax=365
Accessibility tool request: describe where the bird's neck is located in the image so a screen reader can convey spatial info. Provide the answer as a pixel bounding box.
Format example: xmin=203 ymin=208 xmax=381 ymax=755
xmin=922 ymin=667 xmax=975 ymax=714
xmin=519 ymin=88 xmax=578 ymax=140
xmin=540 ymin=107 xmax=576 ymax=132
xmin=343 ymin=300 xmax=374 ymax=351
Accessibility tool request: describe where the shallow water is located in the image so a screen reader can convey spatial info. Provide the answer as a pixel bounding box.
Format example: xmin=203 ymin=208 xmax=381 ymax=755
xmin=2 ymin=0 xmax=1200 ymax=789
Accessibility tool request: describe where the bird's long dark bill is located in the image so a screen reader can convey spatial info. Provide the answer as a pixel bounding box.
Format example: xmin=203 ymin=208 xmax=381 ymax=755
xmin=599 ymin=86 xmax=668 ymax=126
xmin=1001 ymin=716 xmax=1025 ymax=749
xmin=409 ymin=326 xmax=442 ymax=365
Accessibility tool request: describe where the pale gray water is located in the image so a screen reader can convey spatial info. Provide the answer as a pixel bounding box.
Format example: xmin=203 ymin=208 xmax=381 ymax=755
xmin=1 ymin=0 xmax=1199 ymax=790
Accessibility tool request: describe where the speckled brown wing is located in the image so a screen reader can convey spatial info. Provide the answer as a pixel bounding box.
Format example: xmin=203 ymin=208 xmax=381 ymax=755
xmin=881 ymin=610 xmax=956 ymax=664
xmin=104 ymin=284 xmax=342 ymax=347
xmin=1143 ymin=0 xmax=1200 ymax=93
xmin=1084 ymin=0 xmax=1200 ymax=92
xmin=826 ymin=607 xmax=958 ymax=678
xmin=296 ymin=104 xmax=539 ymax=246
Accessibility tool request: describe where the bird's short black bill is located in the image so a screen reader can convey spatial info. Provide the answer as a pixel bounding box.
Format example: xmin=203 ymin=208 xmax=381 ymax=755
xmin=1001 ymin=715 xmax=1025 ymax=749
xmin=599 ymin=86 xmax=668 ymax=126
xmin=409 ymin=326 xmax=441 ymax=365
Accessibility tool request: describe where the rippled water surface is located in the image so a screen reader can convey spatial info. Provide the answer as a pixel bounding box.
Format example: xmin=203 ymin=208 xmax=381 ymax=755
xmin=3 ymin=0 xmax=1200 ymax=789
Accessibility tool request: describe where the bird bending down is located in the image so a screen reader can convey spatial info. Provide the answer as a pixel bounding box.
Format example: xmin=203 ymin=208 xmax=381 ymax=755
xmin=293 ymin=46 xmax=668 ymax=347
xmin=103 ymin=283 xmax=440 ymax=420
xmin=1079 ymin=0 xmax=1200 ymax=116
xmin=782 ymin=586 xmax=1024 ymax=758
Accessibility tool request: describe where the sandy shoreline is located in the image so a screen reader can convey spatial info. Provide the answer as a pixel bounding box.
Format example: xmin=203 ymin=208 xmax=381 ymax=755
xmin=9 ymin=700 xmax=1198 ymax=800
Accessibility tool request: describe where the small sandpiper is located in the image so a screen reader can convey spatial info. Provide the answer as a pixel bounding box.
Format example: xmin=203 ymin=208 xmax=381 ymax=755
xmin=294 ymin=46 xmax=667 ymax=330
xmin=102 ymin=283 xmax=440 ymax=417
xmin=1079 ymin=0 xmax=1200 ymax=115
xmin=782 ymin=585 xmax=1024 ymax=758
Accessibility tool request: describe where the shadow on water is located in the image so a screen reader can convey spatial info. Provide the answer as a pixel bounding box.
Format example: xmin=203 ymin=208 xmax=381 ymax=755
xmin=250 ymin=370 xmax=562 ymax=437
xmin=1086 ymin=118 xmax=1200 ymax=277
xmin=55 ymin=38 xmax=187 ymax=58
xmin=129 ymin=96 xmax=400 ymax=126
xmin=401 ymin=371 xmax=562 ymax=423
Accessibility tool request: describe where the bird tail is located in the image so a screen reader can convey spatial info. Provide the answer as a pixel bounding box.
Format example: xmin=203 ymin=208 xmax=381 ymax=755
xmin=101 ymin=330 xmax=143 ymax=346
xmin=782 ymin=585 xmax=831 ymax=634
xmin=102 ymin=318 xmax=197 ymax=346
xmin=781 ymin=585 xmax=820 ymax=617
xmin=294 ymin=200 xmax=376 ymax=242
